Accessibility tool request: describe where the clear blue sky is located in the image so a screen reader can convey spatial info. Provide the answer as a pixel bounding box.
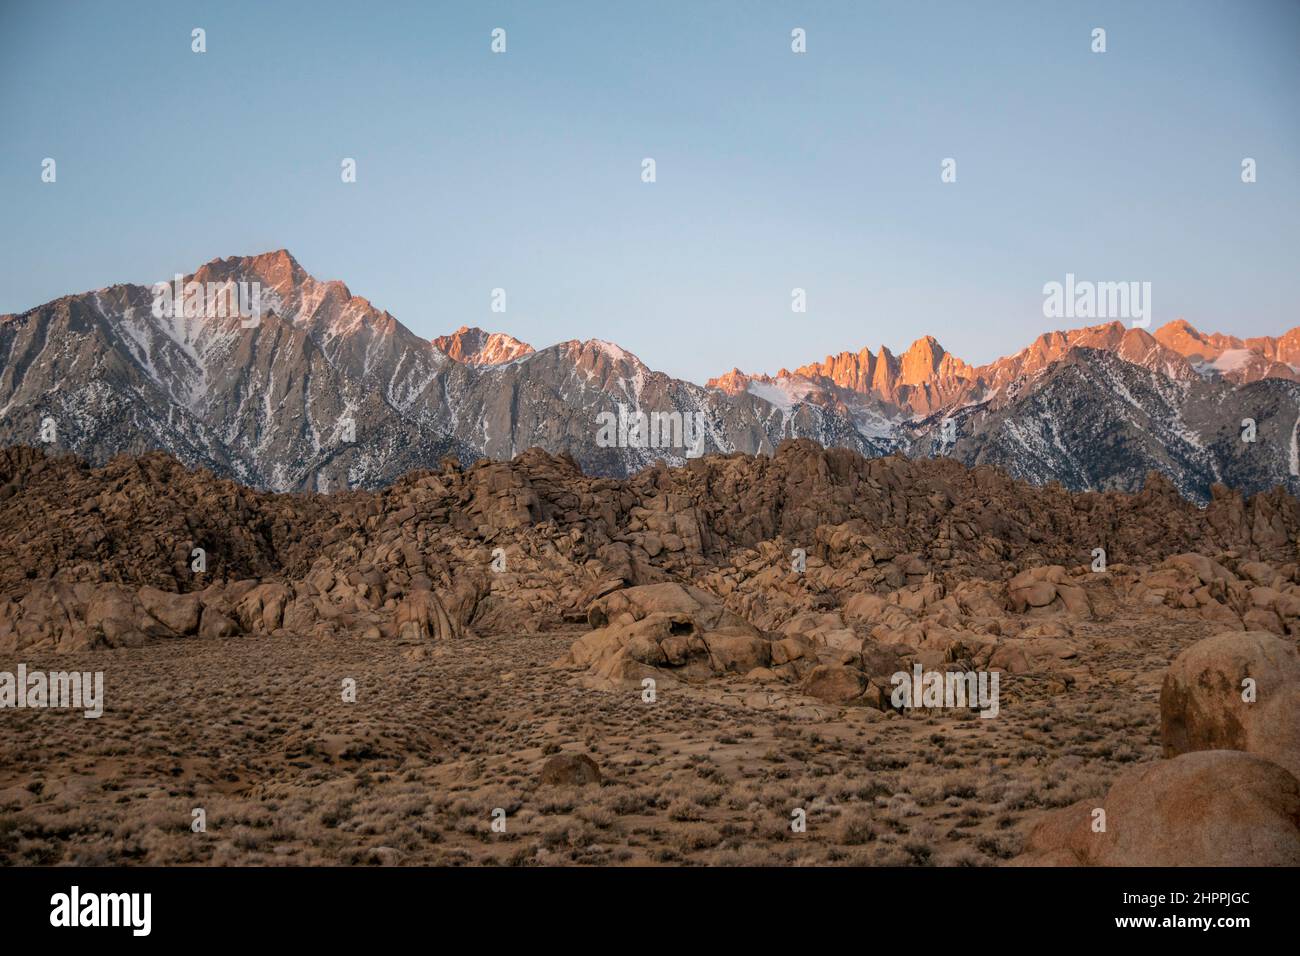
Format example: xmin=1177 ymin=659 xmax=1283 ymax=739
xmin=2 ymin=0 xmax=1297 ymax=383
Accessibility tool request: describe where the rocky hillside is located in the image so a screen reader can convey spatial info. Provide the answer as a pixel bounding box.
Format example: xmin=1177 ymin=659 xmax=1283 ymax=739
xmin=2 ymin=440 xmax=1297 ymax=656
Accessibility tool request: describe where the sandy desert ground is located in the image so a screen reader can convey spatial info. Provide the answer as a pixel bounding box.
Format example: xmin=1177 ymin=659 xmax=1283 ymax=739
xmin=0 ymin=613 xmax=1214 ymax=866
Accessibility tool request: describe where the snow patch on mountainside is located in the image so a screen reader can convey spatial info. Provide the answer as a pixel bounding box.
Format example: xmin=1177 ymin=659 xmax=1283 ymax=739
xmin=747 ymin=379 xmax=810 ymax=411
xmin=1211 ymin=349 xmax=1255 ymax=373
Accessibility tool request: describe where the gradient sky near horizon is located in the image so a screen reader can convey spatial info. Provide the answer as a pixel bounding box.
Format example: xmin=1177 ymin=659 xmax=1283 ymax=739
xmin=2 ymin=0 xmax=1298 ymax=384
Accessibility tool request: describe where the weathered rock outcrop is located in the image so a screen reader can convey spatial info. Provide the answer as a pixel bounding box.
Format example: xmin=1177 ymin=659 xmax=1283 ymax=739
xmin=564 ymin=583 xmax=770 ymax=687
xmin=1 ymin=442 xmax=1298 ymax=673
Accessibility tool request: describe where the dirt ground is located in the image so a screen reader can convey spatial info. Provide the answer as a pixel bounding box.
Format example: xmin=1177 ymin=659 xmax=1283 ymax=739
xmin=0 ymin=611 xmax=1208 ymax=867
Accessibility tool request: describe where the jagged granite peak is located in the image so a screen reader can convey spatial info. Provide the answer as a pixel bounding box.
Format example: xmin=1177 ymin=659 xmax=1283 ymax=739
xmin=433 ymin=326 xmax=535 ymax=365
xmin=1154 ymin=318 xmax=1300 ymax=384
xmin=712 ymin=319 xmax=1300 ymax=419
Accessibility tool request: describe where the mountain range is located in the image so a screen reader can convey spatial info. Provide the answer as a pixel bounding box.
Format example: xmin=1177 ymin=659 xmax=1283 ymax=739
xmin=2 ymin=249 xmax=1297 ymax=503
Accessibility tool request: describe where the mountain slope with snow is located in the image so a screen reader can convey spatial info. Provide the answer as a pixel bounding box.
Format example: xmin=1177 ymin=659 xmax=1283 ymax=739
xmin=1 ymin=251 xmax=1295 ymax=503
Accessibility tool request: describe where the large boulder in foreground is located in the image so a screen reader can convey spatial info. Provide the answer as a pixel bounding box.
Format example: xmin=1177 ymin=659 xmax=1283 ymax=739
xmin=539 ymin=753 xmax=602 ymax=787
xmin=563 ymin=583 xmax=768 ymax=687
xmin=1013 ymin=750 xmax=1300 ymax=866
xmin=137 ymin=586 xmax=202 ymax=635
xmin=1160 ymin=630 xmax=1300 ymax=780
xmin=800 ymin=664 xmax=868 ymax=703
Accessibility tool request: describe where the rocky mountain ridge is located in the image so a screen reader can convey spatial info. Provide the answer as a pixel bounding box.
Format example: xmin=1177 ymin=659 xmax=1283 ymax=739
xmin=2 ymin=250 xmax=1297 ymax=503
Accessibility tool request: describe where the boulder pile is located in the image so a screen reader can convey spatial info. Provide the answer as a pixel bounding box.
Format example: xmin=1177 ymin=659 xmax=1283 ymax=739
xmin=1014 ymin=629 xmax=1300 ymax=865
xmin=1 ymin=441 xmax=1297 ymax=672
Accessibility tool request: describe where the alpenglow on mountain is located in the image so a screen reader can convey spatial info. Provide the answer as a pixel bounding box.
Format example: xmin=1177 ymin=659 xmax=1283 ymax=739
xmin=1 ymin=250 xmax=1297 ymax=504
